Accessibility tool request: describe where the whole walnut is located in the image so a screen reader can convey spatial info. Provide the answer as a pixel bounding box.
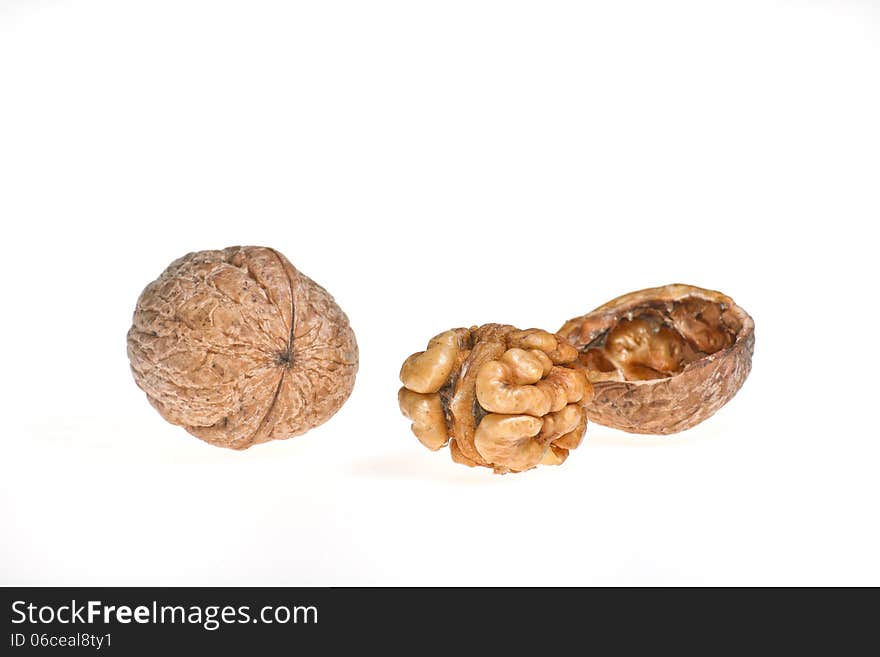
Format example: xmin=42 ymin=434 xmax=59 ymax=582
xmin=398 ymin=324 xmax=593 ymax=474
xmin=557 ymin=284 xmax=754 ymax=434
xmin=127 ymin=246 xmax=358 ymax=449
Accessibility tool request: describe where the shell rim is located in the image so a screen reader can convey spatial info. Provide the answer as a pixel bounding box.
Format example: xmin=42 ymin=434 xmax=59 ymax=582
xmin=558 ymin=283 xmax=755 ymax=387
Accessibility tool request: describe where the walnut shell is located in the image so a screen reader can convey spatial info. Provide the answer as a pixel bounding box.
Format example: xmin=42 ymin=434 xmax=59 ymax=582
xmin=398 ymin=324 xmax=593 ymax=474
xmin=127 ymin=246 xmax=358 ymax=449
xmin=557 ymin=284 xmax=754 ymax=434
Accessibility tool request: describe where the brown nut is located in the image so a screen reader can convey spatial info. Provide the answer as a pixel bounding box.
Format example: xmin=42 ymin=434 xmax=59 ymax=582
xmin=127 ymin=246 xmax=358 ymax=449
xmin=558 ymin=284 xmax=754 ymax=434
xmin=398 ymin=324 xmax=592 ymax=474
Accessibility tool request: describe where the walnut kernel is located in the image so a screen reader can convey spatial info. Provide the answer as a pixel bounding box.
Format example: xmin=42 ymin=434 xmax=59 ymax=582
xmin=398 ymin=324 xmax=593 ymax=474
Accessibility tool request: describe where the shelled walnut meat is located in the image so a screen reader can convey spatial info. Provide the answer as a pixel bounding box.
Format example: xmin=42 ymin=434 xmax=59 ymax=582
xmin=127 ymin=246 xmax=358 ymax=449
xmin=398 ymin=324 xmax=593 ymax=473
xmin=558 ymin=284 xmax=754 ymax=434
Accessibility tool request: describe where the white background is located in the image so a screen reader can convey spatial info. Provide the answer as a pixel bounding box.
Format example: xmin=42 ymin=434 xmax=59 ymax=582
xmin=1 ymin=0 xmax=878 ymax=586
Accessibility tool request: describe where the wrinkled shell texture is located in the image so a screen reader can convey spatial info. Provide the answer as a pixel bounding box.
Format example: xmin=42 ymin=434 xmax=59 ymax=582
xmin=398 ymin=324 xmax=593 ymax=474
xmin=558 ymin=284 xmax=754 ymax=434
xmin=127 ymin=246 xmax=358 ymax=449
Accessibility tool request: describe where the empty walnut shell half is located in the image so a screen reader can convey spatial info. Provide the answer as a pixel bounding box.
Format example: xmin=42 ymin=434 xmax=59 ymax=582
xmin=557 ymin=284 xmax=754 ymax=434
xmin=398 ymin=324 xmax=593 ymax=474
xmin=127 ymin=246 xmax=358 ymax=449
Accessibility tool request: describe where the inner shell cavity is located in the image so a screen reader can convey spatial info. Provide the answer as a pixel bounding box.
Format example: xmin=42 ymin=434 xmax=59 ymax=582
xmin=578 ymin=298 xmax=743 ymax=382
